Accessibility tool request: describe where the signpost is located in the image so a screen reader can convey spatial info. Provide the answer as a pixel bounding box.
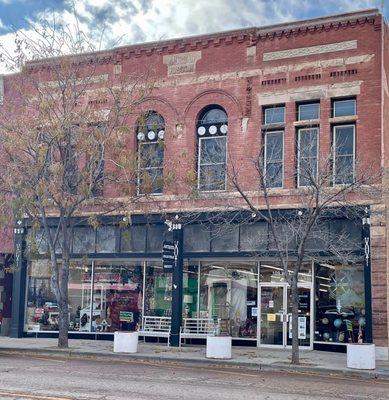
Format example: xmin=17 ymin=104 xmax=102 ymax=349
xmin=164 ymin=217 xmax=183 ymax=347
xmin=162 ymin=242 xmax=175 ymax=272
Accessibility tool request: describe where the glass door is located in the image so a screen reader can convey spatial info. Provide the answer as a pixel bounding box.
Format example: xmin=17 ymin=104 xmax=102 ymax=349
xmin=286 ymin=286 xmax=311 ymax=347
xmin=259 ymin=286 xmax=285 ymax=346
xmin=259 ymin=284 xmax=312 ymax=348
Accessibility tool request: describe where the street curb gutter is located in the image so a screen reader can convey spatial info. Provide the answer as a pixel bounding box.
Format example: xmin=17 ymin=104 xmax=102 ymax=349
xmin=0 ymin=347 xmax=388 ymax=381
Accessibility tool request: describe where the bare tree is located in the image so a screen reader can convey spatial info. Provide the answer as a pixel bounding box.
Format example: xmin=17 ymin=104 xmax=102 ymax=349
xmin=0 ymin=14 xmax=158 ymax=347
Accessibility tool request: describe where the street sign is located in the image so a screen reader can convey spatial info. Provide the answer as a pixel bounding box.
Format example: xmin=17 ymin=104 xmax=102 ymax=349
xmin=163 ymin=241 xmax=175 ymax=272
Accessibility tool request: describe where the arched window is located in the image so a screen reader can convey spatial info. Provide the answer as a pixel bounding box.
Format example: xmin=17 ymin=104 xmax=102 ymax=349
xmin=136 ymin=111 xmax=165 ymax=194
xmin=196 ymin=106 xmax=228 ymax=191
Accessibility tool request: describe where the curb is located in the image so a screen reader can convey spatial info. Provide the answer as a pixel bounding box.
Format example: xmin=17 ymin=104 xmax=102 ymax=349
xmin=1 ymin=347 xmax=388 ymax=381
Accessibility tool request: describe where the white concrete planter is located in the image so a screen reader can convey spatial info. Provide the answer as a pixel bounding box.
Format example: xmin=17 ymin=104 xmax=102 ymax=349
xmin=206 ymin=336 xmax=232 ymax=359
xmin=113 ymin=331 xmax=139 ymax=354
xmin=347 ymin=343 xmax=376 ymax=370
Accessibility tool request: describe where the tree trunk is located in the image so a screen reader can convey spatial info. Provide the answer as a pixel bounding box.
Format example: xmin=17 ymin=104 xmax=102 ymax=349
xmin=57 ymin=297 xmax=69 ymax=348
xmin=57 ymin=224 xmax=70 ymax=349
xmin=290 ymin=280 xmax=300 ymax=365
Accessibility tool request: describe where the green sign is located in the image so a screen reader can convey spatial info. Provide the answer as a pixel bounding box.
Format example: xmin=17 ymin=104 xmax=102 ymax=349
xmin=119 ymin=311 xmax=134 ymax=322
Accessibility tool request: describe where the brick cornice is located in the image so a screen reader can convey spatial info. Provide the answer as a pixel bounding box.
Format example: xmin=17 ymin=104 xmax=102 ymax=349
xmin=24 ymin=9 xmax=381 ymax=72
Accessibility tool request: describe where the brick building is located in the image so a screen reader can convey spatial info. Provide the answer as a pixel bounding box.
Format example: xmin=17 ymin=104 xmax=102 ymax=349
xmin=2 ymin=8 xmax=389 ymax=359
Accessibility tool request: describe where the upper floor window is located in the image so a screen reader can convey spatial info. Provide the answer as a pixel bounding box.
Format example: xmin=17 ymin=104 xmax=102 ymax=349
xmin=264 ymin=105 xmax=285 ymax=124
xmin=298 ymin=102 xmax=320 ymax=121
xmin=333 ymin=124 xmax=355 ymax=185
xmin=197 ymin=106 xmax=228 ymax=191
xmin=264 ymin=130 xmax=284 ymax=188
xmin=297 ymin=127 xmax=319 ymax=187
xmin=332 ymin=98 xmax=356 ymax=118
xmin=136 ymin=111 xmax=165 ymax=194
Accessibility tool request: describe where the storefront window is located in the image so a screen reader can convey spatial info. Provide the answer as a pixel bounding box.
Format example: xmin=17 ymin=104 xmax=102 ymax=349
xmin=25 ymin=260 xmax=57 ymax=331
xmin=26 ymin=260 xmax=144 ymax=333
xmin=68 ymin=261 xmax=92 ymax=332
xmin=93 ymin=261 xmax=143 ymax=332
xmin=144 ymin=262 xmax=172 ymax=317
xmin=199 ymin=262 xmax=258 ymax=338
xmin=183 ymin=264 xmax=199 ymax=318
xmin=315 ymin=262 xmax=365 ymax=343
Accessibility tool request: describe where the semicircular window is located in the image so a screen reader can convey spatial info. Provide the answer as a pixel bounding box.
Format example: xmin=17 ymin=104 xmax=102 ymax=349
xmin=196 ymin=105 xmax=228 ymax=191
xmin=136 ymin=111 xmax=165 ymax=194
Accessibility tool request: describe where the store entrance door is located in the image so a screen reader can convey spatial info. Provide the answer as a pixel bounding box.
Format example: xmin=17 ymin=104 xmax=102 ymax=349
xmin=259 ymin=284 xmax=312 ymax=348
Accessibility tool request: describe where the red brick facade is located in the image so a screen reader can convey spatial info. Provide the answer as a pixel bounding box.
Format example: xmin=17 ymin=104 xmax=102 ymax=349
xmin=1 ymin=8 xmax=388 ymax=356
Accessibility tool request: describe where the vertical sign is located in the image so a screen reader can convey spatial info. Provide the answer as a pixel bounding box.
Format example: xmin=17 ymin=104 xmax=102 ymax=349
xmin=162 ymin=242 xmax=175 ymax=272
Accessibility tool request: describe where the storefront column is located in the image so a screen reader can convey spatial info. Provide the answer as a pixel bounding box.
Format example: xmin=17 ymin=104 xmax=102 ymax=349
xmin=363 ymin=207 xmax=373 ymax=343
xmin=10 ymin=221 xmax=27 ymax=338
xmin=169 ymin=219 xmax=183 ymax=347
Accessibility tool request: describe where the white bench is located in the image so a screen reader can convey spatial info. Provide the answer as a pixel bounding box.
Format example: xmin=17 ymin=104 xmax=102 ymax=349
xmin=180 ymin=318 xmax=219 ymax=346
xmin=138 ymin=316 xmax=171 ymax=346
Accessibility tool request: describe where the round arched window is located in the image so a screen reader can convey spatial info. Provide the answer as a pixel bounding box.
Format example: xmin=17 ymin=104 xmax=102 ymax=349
xmin=197 ymin=106 xmax=228 ymax=138
xmin=196 ymin=106 xmax=228 ymax=191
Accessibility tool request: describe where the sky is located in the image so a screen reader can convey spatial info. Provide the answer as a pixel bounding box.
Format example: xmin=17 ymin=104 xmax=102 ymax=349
xmin=0 ymin=0 xmax=388 ymax=73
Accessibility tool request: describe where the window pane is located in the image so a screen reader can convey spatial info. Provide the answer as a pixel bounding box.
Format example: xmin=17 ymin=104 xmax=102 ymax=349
xmin=315 ymin=263 xmax=365 ymax=344
xmin=299 ymin=157 xmax=318 ymax=186
xmin=200 ymin=137 xmax=226 ymax=164
xmin=265 ymin=107 xmax=285 ymax=124
xmin=183 ymin=264 xmax=199 ymax=318
xmin=25 ymin=260 xmax=57 ymax=332
xmin=335 ymin=155 xmax=354 ymax=184
xmin=96 ymin=226 xmax=116 ymax=253
xmin=139 ymin=142 xmax=164 ymax=168
xmin=68 ymin=262 xmax=92 ymax=332
xmin=145 ymin=263 xmax=172 ymax=317
xmin=93 ymin=262 xmax=143 ymax=332
xmin=199 ymin=164 xmax=226 ymax=191
xmin=72 ymin=227 xmax=95 ymax=254
xmin=265 ymin=131 xmax=283 ymax=188
xmin=299 ymin=103 xmax=319 ymax=120
xmin=121 ymin=225 xmax=147 ymax=252
xmin=139 ymin=168 xmax=163 ymax=194
xmin=299 ymin=129 xmax=318 ymax=158
xmin=335 ymin=126 xmax=354 ymax=156
xmin=265 ymin=163 xmax=283 ymax=188
xmin=200 ymin=108 xmax=228 ymax=124
xmin=199 ymin=262 xmax=258 ymax=338
xmin=266 ymin=132 xmax=283 ymax=161
xmin=333 ymin=99 xmax=356 ymax=117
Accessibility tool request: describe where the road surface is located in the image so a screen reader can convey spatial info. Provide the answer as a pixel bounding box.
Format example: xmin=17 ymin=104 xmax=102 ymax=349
xmin=0 ymin=353 xmax=388 ymax=399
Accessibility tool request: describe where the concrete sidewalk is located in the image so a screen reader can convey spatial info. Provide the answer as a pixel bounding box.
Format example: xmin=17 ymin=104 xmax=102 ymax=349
xmin=0 ymin=336 xmax=388 ymax=380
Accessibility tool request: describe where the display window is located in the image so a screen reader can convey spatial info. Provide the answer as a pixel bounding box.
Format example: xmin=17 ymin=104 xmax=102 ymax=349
xmin=25 ymin=260 xmax=58 ymax=331
xmin=199 ymin=262 xmax=258 ymax=338
xmin=315 ymin=262 xmax=365 ymax=344
xmin=26 ymin=260 xmax=143 ymax=333
xmin=183 ymin=264 xmax=199 ymax=318
xmin=144 ymin=262 xmax=172 ymax=317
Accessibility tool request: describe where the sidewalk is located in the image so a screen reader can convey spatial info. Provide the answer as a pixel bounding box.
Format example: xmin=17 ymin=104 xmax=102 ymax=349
xmin=0 ymin=336 xmax=388 ymax=380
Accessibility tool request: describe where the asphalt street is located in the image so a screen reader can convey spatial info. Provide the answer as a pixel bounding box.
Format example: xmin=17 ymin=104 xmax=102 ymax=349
xmin=0 ymin=353 xmax=388 ymax=400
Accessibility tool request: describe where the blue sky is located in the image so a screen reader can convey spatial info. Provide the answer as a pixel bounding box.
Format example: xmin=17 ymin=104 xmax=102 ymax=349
xmin=0 ymin=0 xmax=387 ymax=73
